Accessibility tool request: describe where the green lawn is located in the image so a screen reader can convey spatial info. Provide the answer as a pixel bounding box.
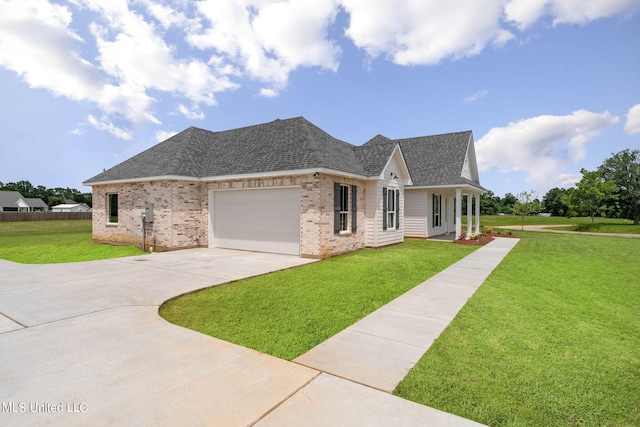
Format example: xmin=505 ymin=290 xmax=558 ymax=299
xmin=394 ymin=231 xmax=640 ymax=426
xmin=479 ymin=214 xmax=634 ymax=228
xmin=0 ymin=220 xmax=145 ymax=263
xmin=159 ymin=240 xmax=477 ymax=360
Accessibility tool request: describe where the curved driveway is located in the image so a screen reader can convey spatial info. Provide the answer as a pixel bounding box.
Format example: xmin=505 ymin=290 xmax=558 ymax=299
xmin=0 ymin=248 xmax=486 ymax=426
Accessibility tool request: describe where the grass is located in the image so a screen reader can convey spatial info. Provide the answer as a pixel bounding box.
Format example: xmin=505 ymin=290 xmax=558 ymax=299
xmin=478 ymin=214 xmax=632 ymax=228
xmin=394 ymin=231 xmax=640 ymax=426
xmin=557 ymin=223 xmax=640 ymax=234
xmin=159 ymin=240 xmax=477 ymax=360
xmin=0 ymin=220 xmax=145 ymax=263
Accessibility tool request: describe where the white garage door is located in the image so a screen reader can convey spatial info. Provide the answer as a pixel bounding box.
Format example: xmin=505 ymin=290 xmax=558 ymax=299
xmin=212 ymin=187 xmax=300 ymax=255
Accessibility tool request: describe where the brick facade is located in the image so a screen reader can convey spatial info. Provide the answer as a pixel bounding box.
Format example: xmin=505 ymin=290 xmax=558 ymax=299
xmin=92 ymin=173 xmax=367 ymax=258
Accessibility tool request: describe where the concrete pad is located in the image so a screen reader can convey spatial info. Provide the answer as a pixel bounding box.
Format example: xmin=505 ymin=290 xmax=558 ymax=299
xmin=295 ymin=329 xmax=426 ymax=392
xmin=0 ymin=312 xmax=23 ymax=333
xmin=256 ymin=373 xmax=486 ymax=427
xmin=0 ymin=306 xmax=319 ymax=426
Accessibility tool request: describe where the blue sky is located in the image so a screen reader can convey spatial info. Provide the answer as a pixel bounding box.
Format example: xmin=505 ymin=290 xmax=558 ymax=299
xmin=1 ymin=0 xmax=639 ymax=198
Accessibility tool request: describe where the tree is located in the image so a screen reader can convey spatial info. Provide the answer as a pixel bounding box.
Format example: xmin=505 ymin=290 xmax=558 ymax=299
xmin=564 ymin=169 xmax=618 ymax=224
xmin=480 ymin=191 xmax=501 ymax=215
xmin=598 ymin=149 xmax=640 ymax=224
xmin=512 ymin=190 xmax=543 ymax=230
xmin=542 ymin=187 xmax=569 ymax=216
xmin=500 ymin=193 xmax=518 ymax=214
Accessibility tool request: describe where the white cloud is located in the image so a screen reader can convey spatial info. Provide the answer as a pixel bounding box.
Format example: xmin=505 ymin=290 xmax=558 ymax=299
xmin=0 ymin=0 xmax=104 ymax=101
xmin=87 ymin=115 xmax=133 ymax=140
xmin=624 ymin=104 xmax=640 ymax=135
xmin=342 ymin=0 xmax=514 ymax=65
xmin=476 ymin=110 xmax=620 ymax=191
xmin=186 ymin=0 xmax=340 ymax=95
xmin=178 ymin=104 xmax=205 ymax=120
xmin=505 ymin=0 xmax=640 ymax=29
xmin=463 ymin=90 xmax=489 ymax=103
xmin=155 ymin=130 xmax=178 ymax=142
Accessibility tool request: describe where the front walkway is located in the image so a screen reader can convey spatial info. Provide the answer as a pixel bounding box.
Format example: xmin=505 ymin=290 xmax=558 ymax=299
xmin=0 ymin=240 xmax=518 ymax=426
xmin=293 ymin=238 xmax=520 ymax=392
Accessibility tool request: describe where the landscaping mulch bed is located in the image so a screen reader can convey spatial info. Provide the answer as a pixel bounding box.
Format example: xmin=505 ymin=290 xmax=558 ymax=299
xmin=453 ymin=232 xmax=516 ymax=246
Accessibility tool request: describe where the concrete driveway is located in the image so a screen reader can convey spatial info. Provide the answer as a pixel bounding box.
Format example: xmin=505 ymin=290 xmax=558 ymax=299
xmin=1 ymin=248 xmax=486 ymax=426
xmin=0 ymin=249 xmax=319 ymax=426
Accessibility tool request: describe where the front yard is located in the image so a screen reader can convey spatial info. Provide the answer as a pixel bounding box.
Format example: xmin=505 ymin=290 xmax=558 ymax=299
xmin=394 ymin=231 xmax=640 ymax=426
xmin=160 ymin=240 xmax=476 ymax=360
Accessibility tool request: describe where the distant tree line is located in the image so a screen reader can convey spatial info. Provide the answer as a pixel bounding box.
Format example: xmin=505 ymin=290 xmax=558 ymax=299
xmin=0 ymin=180 xmax=92 ymax=208
xmin=480 ymin=149 xmax=640 ymax=224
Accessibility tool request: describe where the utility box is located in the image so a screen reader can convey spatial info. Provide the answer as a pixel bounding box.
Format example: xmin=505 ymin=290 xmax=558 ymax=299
xmin=143 ymin=203 xmax=154 ymax=223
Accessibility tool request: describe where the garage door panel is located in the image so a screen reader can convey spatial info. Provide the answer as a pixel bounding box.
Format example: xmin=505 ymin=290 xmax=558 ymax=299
xmin=212 ymin=188 xmax=300 ymax=255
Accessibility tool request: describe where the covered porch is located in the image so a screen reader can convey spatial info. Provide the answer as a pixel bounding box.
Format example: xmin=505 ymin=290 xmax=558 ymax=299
xmin=404 ymin=185 xmax=485 ymax=241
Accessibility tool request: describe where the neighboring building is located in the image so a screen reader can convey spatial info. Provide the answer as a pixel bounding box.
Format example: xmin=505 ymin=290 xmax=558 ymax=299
xmin=84 ymin=117 xmax=485 ymax=257
xmin=0 ymin=191 xmax=48 ymax=212
xmin=51 ymin=203 xmax=91 ymax=212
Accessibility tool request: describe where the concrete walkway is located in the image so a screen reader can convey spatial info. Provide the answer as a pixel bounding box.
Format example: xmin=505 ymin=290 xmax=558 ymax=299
xmin=0 ymin=240 xmax=518 ymax=426
xmin=294 ymin=237 xmax=520 ymax=392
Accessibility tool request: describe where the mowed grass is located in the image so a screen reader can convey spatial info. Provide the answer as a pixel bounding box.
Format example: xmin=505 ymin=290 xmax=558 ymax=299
xmin=159 ymin=240 xmax=477 ymax=360
xmin=394 ymin=231 xmax=640 ymax=426
xmin=479 ymin=214 xmax=632 ymax=228
xmin=0 ymin=220 xmax=145 ymax=263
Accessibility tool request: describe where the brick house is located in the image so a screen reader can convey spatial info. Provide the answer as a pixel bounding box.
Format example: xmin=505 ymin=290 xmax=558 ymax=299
xmin=84 ymin=117 xmax=485 ymax=258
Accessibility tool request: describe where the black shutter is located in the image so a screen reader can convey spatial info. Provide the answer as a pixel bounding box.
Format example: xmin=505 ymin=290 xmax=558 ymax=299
xmin=334 ymin=182 xmax=341 ymax=234
xmin=351 ymin=185 xmax=357 ymax=233
xmin=396 ymin=190 xmax=400 ymax=229
xmin=382 ymin=187 xmax=388 ymax=230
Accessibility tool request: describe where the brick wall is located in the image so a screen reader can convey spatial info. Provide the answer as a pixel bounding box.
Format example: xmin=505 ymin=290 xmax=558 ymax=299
xmin=91 ymin=173 xmax=367 ymax=257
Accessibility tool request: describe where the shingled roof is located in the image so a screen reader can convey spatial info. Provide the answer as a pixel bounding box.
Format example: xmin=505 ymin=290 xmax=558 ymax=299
xmin=362 ymin=130 xmax=485 ymax=190
xmin=84 ymin=117 xmax=483 ymax=191
xmin=85 ymin=117 xmax=398 ymax=184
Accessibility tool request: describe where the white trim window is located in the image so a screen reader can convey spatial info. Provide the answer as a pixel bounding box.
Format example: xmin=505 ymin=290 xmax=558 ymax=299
xmin=387 ymin=189 xmax=397 ymax=230
xmin=433 ymin=194 xmax=441 ymax=227
xmin=334 ymin=182 xmax=357 ymax=234
xmin=339 ymin=184 xmax=349 ymax=232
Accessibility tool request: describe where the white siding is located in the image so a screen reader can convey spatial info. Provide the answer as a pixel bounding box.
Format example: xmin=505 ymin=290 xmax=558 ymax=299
xmin=404 ymin=189 xmax=427 ymax=238
xmin=365 ymin=151 xmax=405 ymax=248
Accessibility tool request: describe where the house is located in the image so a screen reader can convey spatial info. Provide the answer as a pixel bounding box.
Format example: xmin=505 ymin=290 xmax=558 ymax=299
xmin=0 ymin=191 xmax=48 ymax=212
xmin=83 ymin=117 xmax=485 ymax=257
xmin=52 ymin=203 xmax=91 ymax=212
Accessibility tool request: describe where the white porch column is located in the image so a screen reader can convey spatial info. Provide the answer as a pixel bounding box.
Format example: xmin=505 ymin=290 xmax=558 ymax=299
xmin=455 ymin=188 xmax=462 ymax=238
xmin=466 ymin=193 xmax=472 ymax=237
xmin=475 ymin=192 xmax=481 ymax=235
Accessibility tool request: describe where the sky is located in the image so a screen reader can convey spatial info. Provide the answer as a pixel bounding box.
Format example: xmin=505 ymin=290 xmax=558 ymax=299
xmin=0 ymin=0 xmax=639 ymax=199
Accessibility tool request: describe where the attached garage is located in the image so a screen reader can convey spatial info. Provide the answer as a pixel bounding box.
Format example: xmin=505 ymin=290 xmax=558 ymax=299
xmin=210 ymin=187 xmax=301 ymax=255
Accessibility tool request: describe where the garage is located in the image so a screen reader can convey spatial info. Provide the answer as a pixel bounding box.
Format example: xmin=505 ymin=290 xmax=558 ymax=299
xmin=211 ymin=187 xmax=301 ymax=256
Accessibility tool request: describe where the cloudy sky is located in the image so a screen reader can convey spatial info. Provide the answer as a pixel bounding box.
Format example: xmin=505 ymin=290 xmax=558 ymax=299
xmin=1 ymin=0 xmax=638 ymax=198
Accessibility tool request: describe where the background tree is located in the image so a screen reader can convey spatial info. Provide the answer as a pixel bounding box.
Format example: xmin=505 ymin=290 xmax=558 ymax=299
xmin=480 ymin=191 xmax=502 ymax=215
xmin=542 ymin=187 xmax=570 ymax=216
xmin=500 ymin=192 xmax=518 ymax=214
xmin=512 ymin=190 xmax=543 ymax=230
xmin=564 ymin=169 xmax=618 ymax=224
xmin=598 ymin=149 xmax=640 ymax=224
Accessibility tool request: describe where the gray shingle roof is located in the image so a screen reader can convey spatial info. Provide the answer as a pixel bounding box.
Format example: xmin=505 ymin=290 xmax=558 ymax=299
xmin=363 ymin=130 xmax=485 ymax=189
xmin=84 ymin=117 xmax=484 ymax=191
xmin=0 ymin=191 xmax=22 ymax=208
xmin=85 ymin=117 xmax=371 ymax=183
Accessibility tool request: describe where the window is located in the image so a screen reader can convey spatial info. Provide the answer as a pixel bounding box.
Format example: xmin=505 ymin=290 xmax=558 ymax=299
xmin=108 ymin=194 xmax=118 ymax=223
xmin=339 ymin=185 xmax=349 ymax=232
xmin=433 ymin=194 xmax=441 ymax=227
xmin=334 ymin=183 xmax=356 ymax=234
xmin=387 ymin=189 xmax=396 ymax=229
